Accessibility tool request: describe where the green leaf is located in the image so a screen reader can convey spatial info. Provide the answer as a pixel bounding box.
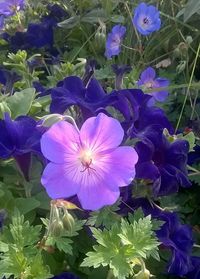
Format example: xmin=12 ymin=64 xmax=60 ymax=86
xmin=6 ymin=88 xmax=35 ymax=118
xmin=183 ymin=131 xmax=196 ymax=151
xmin=0 ymin=211 xmax=46 ymax=278
xmin=184 ymin=0 xmax=200 ymax=22
xmin=15 ymin=197 xmax=40 ymax=215
xmin=58 ymin=16 xmax=80 ymax=29
xmin=82 ymin=212 xmax=160 ymax=279
xmin=81 ymin=9 xmax=107 ymax=23
xmin=86 ymin=201 xmax=121 ymax=229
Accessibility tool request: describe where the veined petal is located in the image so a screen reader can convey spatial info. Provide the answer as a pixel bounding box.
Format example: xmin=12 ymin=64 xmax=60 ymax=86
xmin=96 ymin=146 xmax=138 ymax=190
xmin=80 ymin=113 xmax=124 ymax=152
xmin=77 ymin=181 xmax=120 ymax=210
xmin=41 ymin=162 xmax=80 ymax=199
xmin=41 ymin=121 xmax=80 ymax=163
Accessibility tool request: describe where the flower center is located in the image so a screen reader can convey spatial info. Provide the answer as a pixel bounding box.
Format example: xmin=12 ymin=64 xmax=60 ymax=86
xmin=143 ymin=17 xmax=149 ymax=25
xmin=79 ymin=149 xmax=95 ymax=173
xmin=145 ymin=81 xmax=155 ymax=89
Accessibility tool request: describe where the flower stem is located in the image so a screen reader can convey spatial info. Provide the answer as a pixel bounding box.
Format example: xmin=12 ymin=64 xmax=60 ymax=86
xmin=175 ymin=43 xmax=200 ymax=133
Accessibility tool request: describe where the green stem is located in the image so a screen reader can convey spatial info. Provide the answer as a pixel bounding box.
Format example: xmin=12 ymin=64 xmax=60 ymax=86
xmin=175 ymin=43 xmax=200 ymax=133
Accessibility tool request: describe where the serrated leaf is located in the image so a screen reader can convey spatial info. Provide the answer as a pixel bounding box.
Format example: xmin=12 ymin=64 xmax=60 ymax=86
xmin=82 ymin=213 xmax=160 ymax=278
xmin=86 ymin=201 xmax=121 ymax=229
xmin=54 ymin=237 xmax=73 ymax=255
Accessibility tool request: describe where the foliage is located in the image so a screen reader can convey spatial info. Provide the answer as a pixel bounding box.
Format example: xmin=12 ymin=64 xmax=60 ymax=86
xmin=82 ymin=210 xmax=161 ymax=279
xmin=0 ymin=210 xmax=51 ymax=279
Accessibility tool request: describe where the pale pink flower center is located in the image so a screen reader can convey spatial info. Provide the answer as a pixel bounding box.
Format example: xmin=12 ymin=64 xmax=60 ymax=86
xmin=79 ymin=149 xmax=95 ymax=173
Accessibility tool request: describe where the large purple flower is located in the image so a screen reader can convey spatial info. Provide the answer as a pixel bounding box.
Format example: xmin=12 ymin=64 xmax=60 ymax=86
xmin=138 ymin=67 xmax=170 ymax=105
xmin=0 ymin=113 xmax=42 ymax=180
xmin=41 ymin=113 xmax=138 ymax=210
xmin=0 ymin=0 xmax=24 ymax=16
xmin=135 ymin=127 xmax=191 ymax=196
xmin=133 ymin=2 xmax=161 ymax=35
xmin=105 ymin=25 xmax=126 ymax=59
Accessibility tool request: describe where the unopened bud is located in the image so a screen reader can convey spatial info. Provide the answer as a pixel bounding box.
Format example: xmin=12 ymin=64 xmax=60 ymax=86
xmin=51 ymin=220 xmax=63 ymax=237
xmin=62 ymin=212 xmax=75 ymax=232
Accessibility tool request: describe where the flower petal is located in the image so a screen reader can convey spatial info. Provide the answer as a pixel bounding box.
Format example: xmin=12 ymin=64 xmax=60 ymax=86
xmin=77 ymin=181 xmax=120 ymax=210
xmin=41 ymin=121 xmax=80 ymax=163
xmin=98 ymin=146 xmax=138 ymax=190
xmin=41 ymin=162 xmax=80 ymax=199
xmin=80 ymin=113 xmax=124 ymax=152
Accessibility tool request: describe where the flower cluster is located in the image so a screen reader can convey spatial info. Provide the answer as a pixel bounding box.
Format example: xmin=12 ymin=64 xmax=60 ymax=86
xmin=0 ymin=1 xmax=198 ymax=278
xmin=105 ymin=2 xmax=161 ymax=58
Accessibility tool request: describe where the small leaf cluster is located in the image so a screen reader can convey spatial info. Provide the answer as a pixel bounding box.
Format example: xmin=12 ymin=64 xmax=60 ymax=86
xmin=82 ymin=210 xmax=161 ymax=279
xmin=0 ymin=210 xmax=51 ymax=279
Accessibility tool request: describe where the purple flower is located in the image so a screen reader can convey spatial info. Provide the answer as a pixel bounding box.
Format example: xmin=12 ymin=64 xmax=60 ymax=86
xmin=0 ymin=209 xmax=6 ymax=230
xmin=50 ymin=75 xmax=172 ymax=138
xmin=105 ymin=25 xmax=126 ymax=59
xmin=133 ymin=2 xmax=161 ymax=35
xmin=3 ymin=4 xmax=67 ymax=51
xmin=50 ymin=76 xmax=115 ymax=119
xmin=138 ymin=67 xmax=170 ymax=105
xmin=135 ymin=127 xmax=191 ymax=196
xmin=41 ymin=113 xmax=138 ymax=210
xmin=0 ymin=15 xmax=4 ymax=29
xmin=187 ymin=257 xmax=200 ymax=279
xmin=156 ymin=211 xmax=193 ymax=276
xmin=0 ymin=0 xmax=25 ymax=16
xmin=0 ymin=113 xmax=42 ymax=180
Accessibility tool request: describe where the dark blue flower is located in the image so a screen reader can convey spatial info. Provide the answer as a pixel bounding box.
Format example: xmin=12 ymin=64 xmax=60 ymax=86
xmin=105 ymin=25 xmax=126 ymax=59
xmin=135 ymin=128 xmax=191 ymax=196
xmin=46 ymin=4 xmax=68 ymax=23
xmin=188 ymin=145 xmax=200 ymax=165
xmin=49 ymin=75 xmax=172 ymax=137
xmin=0 ymin=113 xmax=42 ymax=180
xmin=187 ymin=257 xmax=200 ymax=279
xmin=0 ymin=67 xmax=20 ymax=94
xmin=155 ymin=210 xmax=193 ymax=276
xmin=3 ymin=4 xmax=67 ymax=51
xmin=25 ymin=20 xmax=55 ymax=49
xmin=51 ymin=272 xmax=80 ymax=279
xmin=50 ymin=76 xmax=112 ymax=119
xmin=0 ymin=0 xmax=24 ymax=17
xmin=133 ymin=2 xmax=161 ymax=35
xmin=138 ymin=67 xmax=170 ymax=105
xmin=0 ymin=209 xmax=6 ymax=230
